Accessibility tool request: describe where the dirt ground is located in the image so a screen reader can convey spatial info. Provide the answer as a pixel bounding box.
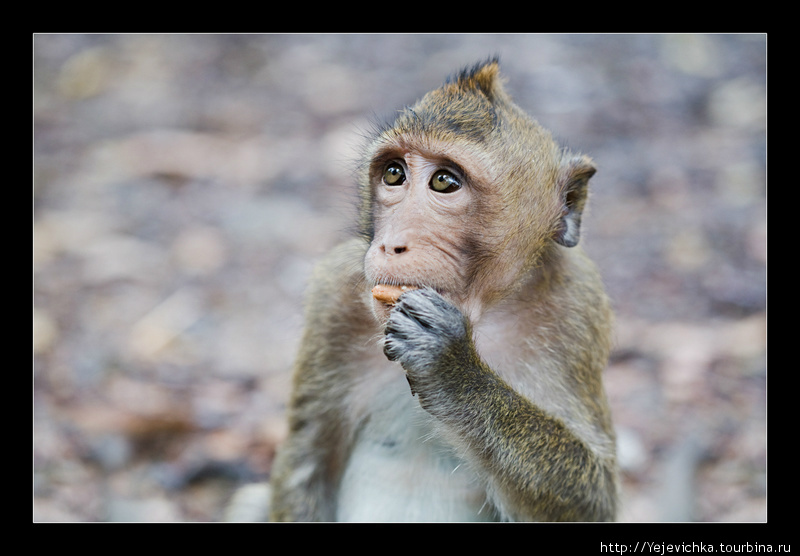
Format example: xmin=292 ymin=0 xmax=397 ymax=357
xmin=33 ymin=34 xmax=766 ymax=524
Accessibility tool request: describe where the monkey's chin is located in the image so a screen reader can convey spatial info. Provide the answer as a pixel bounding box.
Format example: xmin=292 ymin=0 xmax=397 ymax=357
xmin=370 ymin=297 xmax=394 ymax=324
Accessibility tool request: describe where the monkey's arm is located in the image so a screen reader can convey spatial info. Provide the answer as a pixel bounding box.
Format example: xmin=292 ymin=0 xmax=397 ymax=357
xmin=383 ymin=288 xmax=617 ymax=522
xmin=269 ymin=239 xmax=370 ymax=521
xmin=268 ymin=327 xmax=343 ymax=521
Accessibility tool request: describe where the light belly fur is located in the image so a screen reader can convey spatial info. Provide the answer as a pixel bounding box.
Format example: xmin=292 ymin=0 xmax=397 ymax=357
xmin=336 ymin=378 xmax=495 ymax=522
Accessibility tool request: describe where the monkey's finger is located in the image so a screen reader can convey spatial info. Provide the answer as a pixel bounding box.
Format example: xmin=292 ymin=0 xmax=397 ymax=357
xmin=393 ymin=289 xmax=441 ymax=330
xmin=384 ymin=307 xmax=416 ymax=338
xmin=383 ymin=337 xmax=398 ymax=360
xmin=396 ymin=288 xmax=468 ymax=339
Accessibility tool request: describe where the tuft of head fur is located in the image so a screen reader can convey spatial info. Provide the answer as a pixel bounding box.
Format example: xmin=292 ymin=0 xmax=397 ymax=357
xmin=446 ymin=56 xmax=505 ymax=102
xmin=389 ymin=58 xmax=508 ymax=144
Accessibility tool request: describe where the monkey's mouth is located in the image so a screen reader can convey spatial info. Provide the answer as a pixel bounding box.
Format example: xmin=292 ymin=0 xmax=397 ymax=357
xmin=368 ymin=282 xmax=460 ymax=325
xmin=369 ymin=282 xmax=453 ymax=313
xmin=371 ymin=284 xmax=420 ymax=306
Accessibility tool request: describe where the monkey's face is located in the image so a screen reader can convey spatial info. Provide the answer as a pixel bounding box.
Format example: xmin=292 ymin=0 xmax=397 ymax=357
xmin=361 ymin=61 xmax=593 ymax=325
xmin=363 ymin=141 xmax=504 ymax=324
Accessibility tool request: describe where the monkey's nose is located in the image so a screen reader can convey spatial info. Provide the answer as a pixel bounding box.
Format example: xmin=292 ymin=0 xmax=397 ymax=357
xmin=381 ymin=244 xmax=408 ymax=256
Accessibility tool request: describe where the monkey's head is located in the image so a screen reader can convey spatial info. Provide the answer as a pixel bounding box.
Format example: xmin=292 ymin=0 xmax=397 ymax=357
xmin=360 ymin=59 xmax=596 ymax=323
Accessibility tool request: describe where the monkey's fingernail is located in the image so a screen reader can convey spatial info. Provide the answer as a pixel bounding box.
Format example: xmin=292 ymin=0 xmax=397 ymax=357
xmin=383 ymin=339 xmax=397 ymax=361
xmin=405 ymin=374 xmax=416 ymax=396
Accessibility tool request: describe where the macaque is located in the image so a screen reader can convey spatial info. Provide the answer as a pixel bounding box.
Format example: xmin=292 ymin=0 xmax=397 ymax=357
xmin=267 ymin=59 xmax=618 ymax=522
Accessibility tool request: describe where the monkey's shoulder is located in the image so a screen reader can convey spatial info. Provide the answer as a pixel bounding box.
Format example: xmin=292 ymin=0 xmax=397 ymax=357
xmin=303 ymin=238 xmax=372 ymax=315
xmin=308 ymin=237 xmax=369 ymax=289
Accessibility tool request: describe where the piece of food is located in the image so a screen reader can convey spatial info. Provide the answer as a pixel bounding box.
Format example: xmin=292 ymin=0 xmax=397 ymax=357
xmin=371 ymin=284 xmax=417 ymax=305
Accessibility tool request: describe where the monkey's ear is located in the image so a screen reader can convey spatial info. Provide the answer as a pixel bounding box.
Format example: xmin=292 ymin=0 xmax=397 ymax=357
xmin=554 ymin=155 xmax=597 ymax=248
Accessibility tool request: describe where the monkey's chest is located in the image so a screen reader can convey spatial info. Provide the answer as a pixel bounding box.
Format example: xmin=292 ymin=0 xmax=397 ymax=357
xmin=336 ymin=381 xmax=495 ymax=522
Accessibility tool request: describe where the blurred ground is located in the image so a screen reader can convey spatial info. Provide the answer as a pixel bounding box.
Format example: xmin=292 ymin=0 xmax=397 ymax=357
xmin=33 ymin=34 xmax=766 ymax=522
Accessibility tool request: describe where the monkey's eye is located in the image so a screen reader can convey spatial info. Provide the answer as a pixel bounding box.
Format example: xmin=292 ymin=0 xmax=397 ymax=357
xmin=383 ymin=163 xmax=406 ymax=186
xmin=430 ymin=170 xmax=461 ymax=193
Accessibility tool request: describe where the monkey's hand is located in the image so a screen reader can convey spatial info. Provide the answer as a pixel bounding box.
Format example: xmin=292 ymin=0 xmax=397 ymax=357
xmin=383 ymin=288 xmax=480 ymax=413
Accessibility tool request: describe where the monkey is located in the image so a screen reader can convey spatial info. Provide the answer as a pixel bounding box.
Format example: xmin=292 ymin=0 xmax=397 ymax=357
xmin=265 ymin=58 xmax=618 ymax=522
